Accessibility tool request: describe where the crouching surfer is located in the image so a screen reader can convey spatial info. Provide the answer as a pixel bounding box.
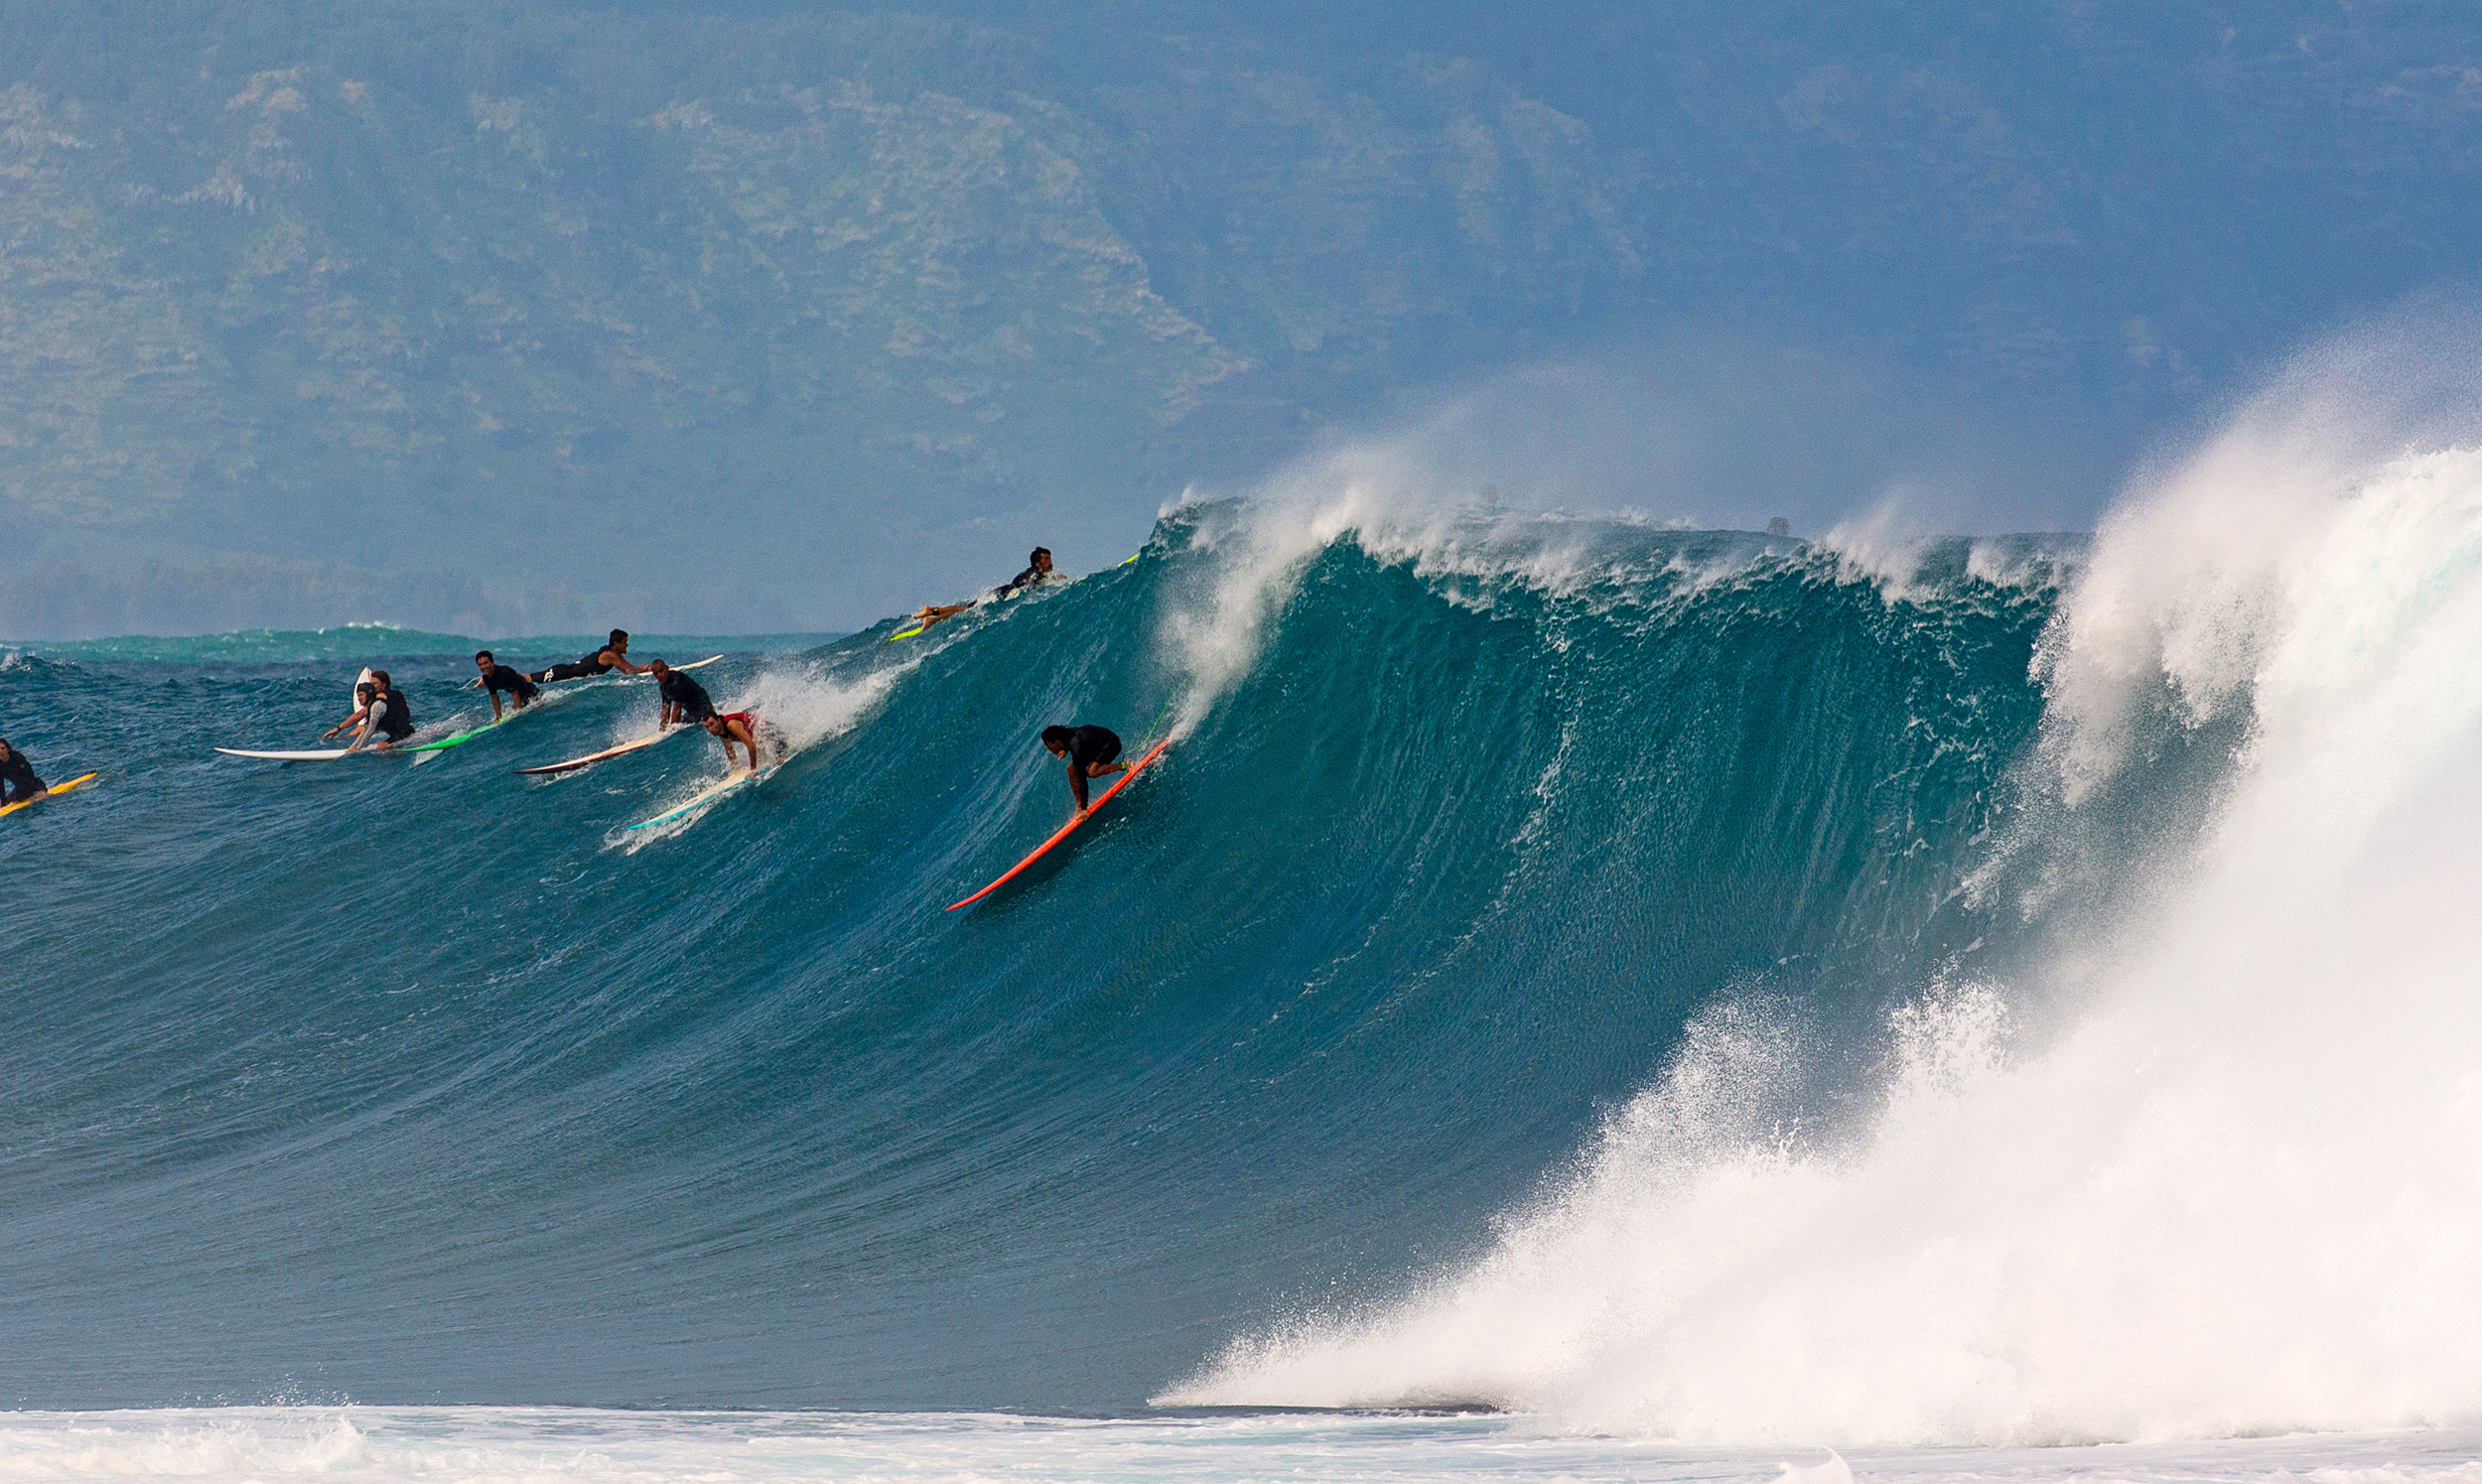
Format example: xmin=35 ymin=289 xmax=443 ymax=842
xmin=325 ymin=668 xmax=416 ymax=750
xmin=474 ymin=650 xmax=541 ymax=720
xmin=648 ymin=657 xmax=715 ymax=730
xmin=1041 ymin=724 xmax=1127 ymax=817
xmin=651 ymin=658 xmax=771 ymax=774
xmin=0 ymin=738 xmax=46 ymax=805
xmin=704 ymin=711 xmax=768 ymax=775
xmin=533 ymin=629 xmax=649 ymax=684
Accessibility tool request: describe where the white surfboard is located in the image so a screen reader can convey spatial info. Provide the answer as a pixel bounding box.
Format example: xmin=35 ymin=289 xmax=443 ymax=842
xmin=626 ymin=763 xmax=777 ymax=831
xmin=514 ymin=728 xmax=680 ymax=776
xmin=214 ymin=747 xmax=392 ymax=761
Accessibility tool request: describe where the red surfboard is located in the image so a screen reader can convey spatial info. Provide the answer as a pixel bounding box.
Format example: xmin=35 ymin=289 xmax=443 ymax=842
xmin=947 ymin=737 xmax=1172 ymax=910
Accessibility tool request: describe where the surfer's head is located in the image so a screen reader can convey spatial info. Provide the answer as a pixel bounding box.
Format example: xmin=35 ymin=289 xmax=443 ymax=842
xmin=1030 ymin=547 xmax=1052 ymax=572
xmin=609 ymin=629 xmax=629 ymax=649
xmin=368 ymin=669 xmax=392 ymax=691
xmin=648 ymin=658 xmax=671 ymax=677
xmin=1040 ymin=725 xmax=1071 ymax=754
xmin=474 ymin=650 xmax=493 ymax=669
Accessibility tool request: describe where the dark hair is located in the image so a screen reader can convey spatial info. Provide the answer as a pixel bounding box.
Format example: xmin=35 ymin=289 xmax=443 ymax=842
xmin=475 ymin=649 xmax=493 ymax=663
xmin=609 ymin=628 xmax=629 ymax=646
xmin=1040 ymin=725 xmax=1071 ymax=747
xmin=1030 ymin=546 xmax=1050 ymax=564
xmin=369 ymin=669 xmax=392 ymax=687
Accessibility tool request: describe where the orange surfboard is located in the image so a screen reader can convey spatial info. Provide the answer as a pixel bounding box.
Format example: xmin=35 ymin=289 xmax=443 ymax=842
xmin=947 ymin=737 xmax=1172 ymax=910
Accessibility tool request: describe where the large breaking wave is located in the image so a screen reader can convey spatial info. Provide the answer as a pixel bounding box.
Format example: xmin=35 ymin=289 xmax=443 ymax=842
xmin=6 ymin=341 xmax=2479 ymax=1440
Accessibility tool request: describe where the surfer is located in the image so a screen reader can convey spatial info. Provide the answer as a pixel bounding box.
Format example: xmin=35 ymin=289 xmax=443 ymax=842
xmin=533 ymin=629 xmax=650 ymax=684
xmin=326 ymin=669 xmax=416 ymax=750
xmin=0 ymin=738 xmax=46 ymax=805
xmin=1040 ymin=724 xmax=1128 ymax=815
xmin=649 ymin=657 xmax=717 ymax=728
xmin=473 ymin=650 xmax=541 ymax=720
xmin=323 ymin=672 xmax=379 ymax=743
xmin=703 ymin=710 xmax=765 ymax=775
xmin=907 ymin=547 xmax=1057 ymax=632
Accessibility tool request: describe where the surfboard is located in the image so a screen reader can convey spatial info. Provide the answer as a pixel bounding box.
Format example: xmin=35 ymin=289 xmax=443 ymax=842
xmin=400 ymin=716 xmax=508 ymax=753
xmin=513 ymin=728 xmax=677 ymax=776
xmin=0 ymin=771 xmax=100 ymax=819
xmin=214 ymin=746 xmax=394 ymax=761
xmin=625 ymin=763 xmax=776 ymax=831
xmin=946 ymin=737 xmax=1172 ymax=911
xmin=887 ymin=624 xmax=927 ymax=641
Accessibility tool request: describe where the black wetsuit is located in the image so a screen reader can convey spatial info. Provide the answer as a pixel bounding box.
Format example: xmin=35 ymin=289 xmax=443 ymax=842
xmin=657 ymin=669 xmax=716 ymax=724
xmin=1067 ymin=726 xmax=1122 ymax=770
xmin=1063 ymin=726 xmax=1121 ymax=810
xmin=0 ymin=749 xmax=43 ymax=805
xmin=538 ymin=648 xmax=618 ymax=683
xmin=480 ymin=663 xmax=540 ymax=704
xmin=365 ymin=687 xmax=416 ymax=742
xmin=999 ymin=564 xmax=1049 ymax=598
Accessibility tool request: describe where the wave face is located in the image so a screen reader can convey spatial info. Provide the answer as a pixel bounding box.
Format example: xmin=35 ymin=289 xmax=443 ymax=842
xmin=1172 ymin=363 xmax=2482 ymax=1441
xmin=0 ymin=501 xmax=2065 ymax=1415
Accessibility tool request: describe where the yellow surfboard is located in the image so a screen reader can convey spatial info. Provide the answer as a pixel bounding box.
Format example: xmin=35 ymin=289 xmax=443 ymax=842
xmin=0 ymin=771 xmax=99 ymax=819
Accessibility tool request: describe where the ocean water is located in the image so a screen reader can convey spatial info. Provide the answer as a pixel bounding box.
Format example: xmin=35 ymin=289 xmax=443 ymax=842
xmin=7 ymin=363 xmax=2482 ymax=1478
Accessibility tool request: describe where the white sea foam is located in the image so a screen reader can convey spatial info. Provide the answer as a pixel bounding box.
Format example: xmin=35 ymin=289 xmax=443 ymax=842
xmin=612 ymin=657 xmax=906 ymax=847
xmin=0 ymin=1409 xmax=2474 ymax=1484
xmin=1162 ymin=327 xmax=2482 ymax=1443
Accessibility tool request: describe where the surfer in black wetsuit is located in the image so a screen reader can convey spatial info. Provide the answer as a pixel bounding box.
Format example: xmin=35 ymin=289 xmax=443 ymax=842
xmin=908 ymin=546 xmax=1056 ymax=632
xmin=473 ymin=650 xmax=541 ymax=720
xmin=1000 ymin=546 xmax=1054 ymax=599
xmin=0 ymin=738 xmax=46 ymax=805
xmin=533 ymin=629 xmax=650 ymax=684
xmin=648 ymin=658 xmax=717 ymax=729
xmin=1041 ymin=723 xmax=1126 ymax=815
xmin=327 ymin=669 xmax=416 ymax=750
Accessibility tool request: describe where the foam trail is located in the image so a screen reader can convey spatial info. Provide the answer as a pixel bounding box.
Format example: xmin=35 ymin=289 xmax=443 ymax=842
xmin=1165 ymin=340 xmax=2482 ymax=1444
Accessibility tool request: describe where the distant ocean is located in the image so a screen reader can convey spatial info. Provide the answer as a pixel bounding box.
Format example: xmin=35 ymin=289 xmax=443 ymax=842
xmin=8 ymin=411 xmax=2482 ymax=1475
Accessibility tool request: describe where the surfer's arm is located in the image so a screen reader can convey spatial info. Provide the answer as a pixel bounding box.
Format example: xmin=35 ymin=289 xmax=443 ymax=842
xmin=1068 ymin=758 xmax=1091 ymax=812
xmin=488 ymin=690 xmax=505 ymax=721
xmin=323 ymin=705 xmax=368 ymax=741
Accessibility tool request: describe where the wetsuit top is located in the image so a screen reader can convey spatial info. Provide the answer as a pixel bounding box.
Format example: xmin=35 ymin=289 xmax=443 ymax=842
xmin=366 ymin=687 xmax=415 ymax=741
xmin=0 ymin=749 xmax=42 ymax=803
xmin=577 ymin=647 xmax=618 ymax=674
xmin=480 ymin=663 xmax=539 ymax=701
xmin=1066 ymin=725 xmax=1122 ymax=770
xmin=659 ymin=670 xmax=716 ymax=723
xmin=999 ymin=564 xmax=1048 ymax=598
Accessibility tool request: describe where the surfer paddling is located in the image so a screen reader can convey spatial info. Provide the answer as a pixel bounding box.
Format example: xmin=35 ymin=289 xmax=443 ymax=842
xmin=0 ymin=738 xmax=46 ymax=805
xmin=907 ymin=546 xmax=1057 ymax=633
xmin=1041 ymin=724 xmax=1128 ymax=817
xmin=474 ymin=651 xmax=541 ymax=720
xmin=325 ymin=669 xmax=416 ymax=750
xmin=533 ymin=629 xmax=650 ymax=684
